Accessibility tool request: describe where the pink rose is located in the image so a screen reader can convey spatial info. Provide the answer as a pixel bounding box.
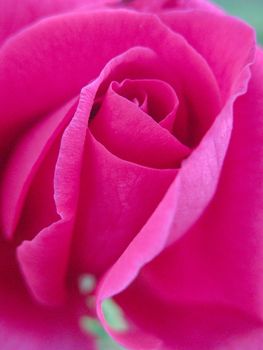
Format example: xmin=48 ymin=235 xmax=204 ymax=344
xmin=0 ymin=0 xmax=262 ymax=349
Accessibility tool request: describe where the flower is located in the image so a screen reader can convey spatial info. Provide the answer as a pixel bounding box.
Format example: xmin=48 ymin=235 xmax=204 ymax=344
xmin=0 ymin=1 xmax=262 ymax=349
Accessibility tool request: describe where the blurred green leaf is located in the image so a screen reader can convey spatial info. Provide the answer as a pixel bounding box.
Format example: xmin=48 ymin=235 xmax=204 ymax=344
xmin=80 ymin=316 xmax=126 ymax=350
xmin=213 ymin=0 xmax=263 ymax=43
xmin=102 ymin=299 xmax=128 ymax=332
xmin=78 ymin=274 xmax=96 ymax=294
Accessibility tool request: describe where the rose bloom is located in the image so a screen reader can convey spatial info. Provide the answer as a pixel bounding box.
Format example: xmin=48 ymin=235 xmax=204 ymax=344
xmin=0 ymin=0 xmax=263 ymax=349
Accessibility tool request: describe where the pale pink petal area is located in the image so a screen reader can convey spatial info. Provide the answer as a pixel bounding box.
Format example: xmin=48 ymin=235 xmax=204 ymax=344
xmin=0 ymin=10 xmax=220 ymax=159
xmin=90 ymin=82 xmax=189 ymax=169
xmin=0 ymin=239 xmax=95 ymax=350
xmin=96 ymin=19 xmax=255 ymax=350
xmin=72 ymin=132 xmax=176 ymax=276
xmin=161 ymin=10 xmax=255 ymax=101
xmin=0 ymin=98 xmax=77 ymax=240
xmin=0 ymin=0 xmax=117 ymax=45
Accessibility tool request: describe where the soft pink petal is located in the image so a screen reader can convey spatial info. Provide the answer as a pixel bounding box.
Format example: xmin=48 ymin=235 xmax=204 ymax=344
xmin=96 ymin=17 xmax=255 ymax=350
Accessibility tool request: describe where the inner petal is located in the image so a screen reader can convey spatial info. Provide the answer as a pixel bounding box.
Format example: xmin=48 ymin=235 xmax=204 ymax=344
xmin=113 ymin=78 xmax=179 ymax=132
xmin=89 ymin=82 xmax=189 ymax=169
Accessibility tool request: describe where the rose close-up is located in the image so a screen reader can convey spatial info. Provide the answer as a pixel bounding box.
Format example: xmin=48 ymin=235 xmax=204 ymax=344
xmin=0 ymin=0 xmax=263 ymax=349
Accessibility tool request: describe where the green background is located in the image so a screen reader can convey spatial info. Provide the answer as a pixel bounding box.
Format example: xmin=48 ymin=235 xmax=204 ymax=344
xmin=214 ymin=0 xmax=263 ymax=43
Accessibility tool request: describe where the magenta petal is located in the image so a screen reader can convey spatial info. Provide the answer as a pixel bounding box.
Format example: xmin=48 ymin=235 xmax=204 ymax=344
xmin=122 ymin=0 xmax=220 ymax=13
xmin=113 ymin=48 xmax=263 ymax=350
xmin=112 ymin=78 xmax=180 ymax=133
xmin=114 ymin=78 xmax=179 ymax=126
xmin=116 ymin=281 xmax=263 ymax=350
xmin=96 ymin=21 xmax=255 ymax=350
xmin=0 ymin=10 xmax=220 ymax=157
xmin=72 ymin=133 xmax=177 ymax=275
xmin=16 ymin=45 xmax=157 ymax=305
xmin=158 ymin=48 xmax=263 ymax=319
xmin=0 ymin=0 xmax=116 ymax=45
xmin=90 ymin=83 xmax=189 ymax=168
xmin=0 ymin=238 xmax=95 ymax=350
xmin=16 ymin=92 xmax=91 ymax=305
xmin=161 ymin=10 xmax=255 ymax=101
xmin=0 ymin=292 xmax=95 ymax=350
xmin=0 ymin=99 xmax=76 ymax=239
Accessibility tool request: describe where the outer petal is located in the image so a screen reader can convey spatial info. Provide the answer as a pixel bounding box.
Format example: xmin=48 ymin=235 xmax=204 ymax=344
xmin=161 ymin=10 xmax=255 ymax=101
xmin=0 ymin=98 xmax=76 ymax=239
xmin=0 ymin=0 xmax=116 ymax=45
xmin=16 ymin=88 xmax=91 ymax=306
xmin=120 ymin=0 xmax=221 ymax=13
xmin=0 ymin=239 xmax=95 ymax=350
xmin=116 ymin=281 xmax=263 ymax=350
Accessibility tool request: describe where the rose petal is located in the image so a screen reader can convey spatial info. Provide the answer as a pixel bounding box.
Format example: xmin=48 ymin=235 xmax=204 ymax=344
xmin=113 ymin=77 xmax=181 ymax=134
xmin=72 ymin=132 xmax=176 ymax=275
xmin=4 ymin=8 xmax=219 ymax=305
xmin=16 ymin=46 xmax=159 ymax=305
xmin=90 ymin=82 xmax=189 ymax=168
xmin=120 ymin=0 xmax=220 ymax=13
xmin=0 ymin=239 xmax=95 ymax=350
xmin=116 ymin=280 xmax=263 ymax=350
xmin=113 ymin=47 xmax=263 ymax=350
xmin=0 ymin=98 xmax=76 ymax=239
xmin=0 ymin=10 xmax=220 ymax=162
xmin=16 ymin=91 xmax=90 ymax=305
xmin=144 ymin=48 xmax=263 ymax=321
xmin=161 ymin=10 xmax=255 ymax=101
xmin=114 ymin=78 xmax=179 ymax=128
xmin=0 ymin=0 xmax=116 ymax=45
xmin=96 ymin=15 xmax=255 ymax=350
